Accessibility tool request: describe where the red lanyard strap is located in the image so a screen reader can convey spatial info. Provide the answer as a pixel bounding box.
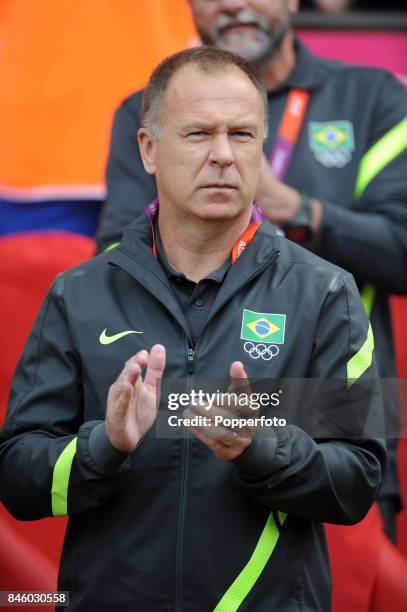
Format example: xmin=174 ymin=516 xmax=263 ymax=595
xmin=268 ymin=88 xmax=310 ymax=181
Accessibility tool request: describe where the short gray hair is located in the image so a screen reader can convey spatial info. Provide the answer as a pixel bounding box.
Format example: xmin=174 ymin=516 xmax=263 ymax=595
xmin=141 ymin=46 xmax=269 ymax=139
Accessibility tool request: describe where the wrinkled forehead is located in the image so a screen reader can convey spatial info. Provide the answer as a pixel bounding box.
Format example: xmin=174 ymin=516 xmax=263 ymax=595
xmin=162 ymin=63 xmax=265 ymax=125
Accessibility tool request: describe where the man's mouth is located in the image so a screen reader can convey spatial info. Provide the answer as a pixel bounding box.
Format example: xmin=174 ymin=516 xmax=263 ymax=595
xmin=201 ymin=184 xmax=237 ymax=190
xmin=220 ymin=22 xmax=260 ymax=36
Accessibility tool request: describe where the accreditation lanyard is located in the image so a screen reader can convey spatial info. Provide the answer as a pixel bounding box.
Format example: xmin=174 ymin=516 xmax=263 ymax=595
xmin=253 ymin=88 xmax=310 ymax=223
xmin=145 ymin=198 xmax=261 ymax=265
xmin=269 ymin=88 xmax=310 ymax=181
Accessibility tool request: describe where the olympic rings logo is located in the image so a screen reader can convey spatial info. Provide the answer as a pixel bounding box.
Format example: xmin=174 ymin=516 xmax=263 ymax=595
xmin=243 ymin=342 xmax=280 ymax=361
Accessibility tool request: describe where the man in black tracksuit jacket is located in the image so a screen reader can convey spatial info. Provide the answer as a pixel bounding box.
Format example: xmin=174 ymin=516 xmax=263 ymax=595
xmin=0 ymin=47 xmax=386 ymax=611
xmin=96 ymin=1 xmax=407 ymax=538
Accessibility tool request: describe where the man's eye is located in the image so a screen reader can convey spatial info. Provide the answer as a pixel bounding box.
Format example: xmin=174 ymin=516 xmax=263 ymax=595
xmin=188 ymin=131 xmax=208 ymax=137
xmin=231 ymin=131 xmax=253 ymax=139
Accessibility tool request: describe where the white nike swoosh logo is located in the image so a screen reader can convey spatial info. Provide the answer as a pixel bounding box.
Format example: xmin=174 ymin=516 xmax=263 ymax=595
xmin=99 ymin=328 xmax=143 ymax=345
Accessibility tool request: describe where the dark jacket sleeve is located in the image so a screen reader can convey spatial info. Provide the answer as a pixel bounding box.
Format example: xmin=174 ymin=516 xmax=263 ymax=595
xmin=233 ymin=272 xmax=387 ymax=525
xmin=95 ymin=92 xmax=157 ymax=254
xmin=0 ymin=278 xmax=130 ymax=520
xmin=312 ymin=73 xmax=407 ymax=294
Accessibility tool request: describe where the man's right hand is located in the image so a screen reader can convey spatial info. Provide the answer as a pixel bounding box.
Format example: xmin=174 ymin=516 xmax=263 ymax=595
xmin=105 ymin=344 xmax=166 ymax=452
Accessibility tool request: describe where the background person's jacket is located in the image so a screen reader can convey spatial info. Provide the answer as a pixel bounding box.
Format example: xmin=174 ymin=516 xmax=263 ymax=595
xmin=0 ymin=214 xmax=386 ymax=611
xmin=96 ymin=40 xmax=407 ymax=509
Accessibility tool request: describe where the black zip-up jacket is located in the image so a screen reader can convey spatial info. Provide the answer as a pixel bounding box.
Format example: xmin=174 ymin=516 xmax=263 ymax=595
xmin=0 ymin=214 xmax=386 ymax=611
xmin=96 ymin=40 xmax=407 ymax=503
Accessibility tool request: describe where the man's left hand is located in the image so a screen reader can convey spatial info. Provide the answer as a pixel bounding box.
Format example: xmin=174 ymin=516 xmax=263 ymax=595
xmin=183 ymin=361 xmax=255 ymax=461
xmin=256 ymin=155 xmax=323 ymax=231
xmin=255 ymin=155 xmax=301 ymax=225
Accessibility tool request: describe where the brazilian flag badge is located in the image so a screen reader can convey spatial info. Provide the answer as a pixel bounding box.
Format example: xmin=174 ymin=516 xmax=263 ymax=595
xmin=240 ymin=309 xmax=286 ymax=344
xmin=308 ymin=120 xmax=354 ymax=168
xmin=308 ymin=121 xmax=354 ymax=151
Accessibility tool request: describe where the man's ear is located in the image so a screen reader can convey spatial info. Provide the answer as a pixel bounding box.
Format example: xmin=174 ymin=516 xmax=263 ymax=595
xmin=138 ymin=128 xmax=157 ymax=175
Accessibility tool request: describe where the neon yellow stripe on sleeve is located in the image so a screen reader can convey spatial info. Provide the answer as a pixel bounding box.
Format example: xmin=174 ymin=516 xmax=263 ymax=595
xmin=51 ymin=437 xmax=77 ymax=516
xmin=353 ymin=117 xmax=407 ymax=203
xmin=214 ymin=511 xmax=287 ymax=612
xmin=347 ymin=323 xmax=374 ymax=388
xmin=360 ymin=284 xmax=375 ymax=319
xmin=104 ymin=242 xmax=120 ymax=252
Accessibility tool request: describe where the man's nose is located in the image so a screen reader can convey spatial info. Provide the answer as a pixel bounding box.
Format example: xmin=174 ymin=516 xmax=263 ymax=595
xmin=208 ymin=134 xmax=235 ymax=168
xmin=217 ymin=0 xmax=249 ymax=15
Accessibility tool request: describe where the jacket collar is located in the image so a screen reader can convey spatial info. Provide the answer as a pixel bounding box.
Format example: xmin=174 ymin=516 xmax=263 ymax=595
xmin=270 ymin=38 xmax=327 ymax=94
xmin=108 ymin=211 xmax=281 ymax=341
xmin=108 ymin=212 xmax=191 ymax=338
xmin=112 ymin=209 xmax=280 ymax=269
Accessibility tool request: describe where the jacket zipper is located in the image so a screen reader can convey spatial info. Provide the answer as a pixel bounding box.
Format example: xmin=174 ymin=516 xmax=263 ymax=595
xmin=173 ymin=253 xmax=280 ymax=608
xmin=187 ymin=347 xmax=195 ymax=375
xmin=174 ymin=341 xmax=196 ymax=611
